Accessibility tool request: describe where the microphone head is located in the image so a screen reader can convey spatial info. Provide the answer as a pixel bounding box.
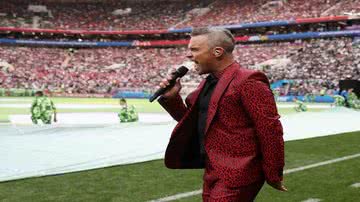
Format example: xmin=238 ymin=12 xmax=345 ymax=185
xmin=181 ymin=61 xmax=194 ymax=70
xmin=176 ymin=66 xmax=189 ymax=77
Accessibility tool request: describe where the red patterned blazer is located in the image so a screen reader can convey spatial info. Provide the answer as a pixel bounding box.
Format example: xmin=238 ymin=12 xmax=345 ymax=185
xmin=158 ymin=62 xmax=284 ymax=187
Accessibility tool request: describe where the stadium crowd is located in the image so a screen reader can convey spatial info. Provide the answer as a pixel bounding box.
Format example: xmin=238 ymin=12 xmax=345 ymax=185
xmin=0 ymin=0 xmax=210 ymax=30
xmin=0 ymin=46 xmax=193 ymax=94
xmin=264 ymin=38 xmax=360 ymax=96
xmin=180 ymin=0 xmax=337 ymax=28
xmin=0 ymin=0 xmax=359 ymax=30
xmin=324 ymin=0 xmax=360 ymax=16
xmin=1 ymin=38 xmax=359 ymax=95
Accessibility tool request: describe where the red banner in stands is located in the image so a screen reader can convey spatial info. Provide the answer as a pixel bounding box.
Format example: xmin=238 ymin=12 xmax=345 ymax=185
xmin=0 ymin=16 xmax=352 ymax=36
xmin=131 ymin=39 xmax=189 ymax=47
xmin=295 ymin=16 xmax=349 ymax=23
xmin=149 ymin=39 xmax=189 ymax=46
xmin=133 ymin=37 xmax=250 ymax=47
xmin=235 ymin=36 xmax=251 ymax=41
xmin=0 ymin=27 xmax=168 ymax=35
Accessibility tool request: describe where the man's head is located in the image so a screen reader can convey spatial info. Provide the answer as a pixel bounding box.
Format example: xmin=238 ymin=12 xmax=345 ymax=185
xmin=120 ymin=98 xmax=127 ymax=108
xmin=35 ymin=91 xmax=44 ymax=97
xmin=187 ymin=27 xmax=235 ymax=75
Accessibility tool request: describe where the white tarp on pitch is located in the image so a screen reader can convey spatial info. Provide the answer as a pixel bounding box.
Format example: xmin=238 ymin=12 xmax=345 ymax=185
xmin=1 ymin=113 xmax=175 ymax=182
xmin=0 ymin=108 xmax=359 ymax=182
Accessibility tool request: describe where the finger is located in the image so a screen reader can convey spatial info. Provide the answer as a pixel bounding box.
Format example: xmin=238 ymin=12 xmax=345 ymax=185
xmin=168 ymin=67 xmax=177 ymax=74
xmin=174 ymin=78 xmax=182 ymax=88
xmin=163 ymin=78 xmax=170 ymax=85
xmin=160 ymin=80 xmax=170 ymax=86
xmin=159 ymin=82 xmax=166 ymax=88
xmin=268 ymin=182 xmax=284 ymax=191
xmin=273 ymin=184 xmax=287 ymax=192
xmin=280 ymin=185 xmax=288 ymax=192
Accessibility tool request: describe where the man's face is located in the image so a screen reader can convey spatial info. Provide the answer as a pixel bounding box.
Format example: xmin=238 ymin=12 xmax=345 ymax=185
xmin=120 ymin=101 xmax=127 ymax=108
xmin=186 ymin=35 xmax=214 ymax=75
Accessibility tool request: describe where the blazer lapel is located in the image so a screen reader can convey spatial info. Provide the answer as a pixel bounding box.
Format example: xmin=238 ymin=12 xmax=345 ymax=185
xmin=187 ymin=79 xmax=206 ymax=110
xmin=169 ymin=79 xmax=206 ymax=142
xmin=204 ymin=63 xmax=239 ymax=134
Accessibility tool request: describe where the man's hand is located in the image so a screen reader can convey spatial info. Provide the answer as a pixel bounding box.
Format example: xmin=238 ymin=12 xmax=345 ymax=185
xmin=159 ymin=76 xmax=182 ymax=99
xmin=267 ymin=181 xmax=287 ymax=192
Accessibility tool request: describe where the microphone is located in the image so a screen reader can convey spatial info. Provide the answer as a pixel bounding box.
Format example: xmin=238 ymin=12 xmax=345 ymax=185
xmin=149 ymin=63 xmax=191 ymax=102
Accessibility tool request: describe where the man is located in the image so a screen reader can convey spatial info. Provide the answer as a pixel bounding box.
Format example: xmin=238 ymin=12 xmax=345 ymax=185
xmin=158 ymin=27 xmax=286 ymax=201
xmin=332 ymin=95 xmax=345 ymax=107
xmin=346 ymin=88 xmax=360 ymax=109
xmin=0 ymin=88 xmax=5 ymax=96
xmin=293 ymin=97 xmax=307 ymax=112
xmin=31 ymin=91 xmax=57 ymax=124
xmin=272 ymin=88 xmax=280 ymax=102
xmin=118 ymin=98 xmax=138 ymax=123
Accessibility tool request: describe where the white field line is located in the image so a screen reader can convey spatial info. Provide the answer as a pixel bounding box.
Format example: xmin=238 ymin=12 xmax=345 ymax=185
xmin=301 ymin=198 xmax=322 ymax=202
xmin=350 ymin=183 xmax=360 ymax=188
xmin=148 ymin=153 xmax=360 ymax=202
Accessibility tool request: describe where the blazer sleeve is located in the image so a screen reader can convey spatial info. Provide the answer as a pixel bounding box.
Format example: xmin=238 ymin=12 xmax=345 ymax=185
xmin=158 ymin=94 xmax=188 ymax=122
xmin=239 ymin=72 xmax=285 ymax=183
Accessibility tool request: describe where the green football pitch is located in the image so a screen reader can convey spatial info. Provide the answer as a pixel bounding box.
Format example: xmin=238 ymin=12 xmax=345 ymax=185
xmin=0 ymin=97 xmax=358 ymax=202
xmin=0 ymin=131 xmax=359 ymax=202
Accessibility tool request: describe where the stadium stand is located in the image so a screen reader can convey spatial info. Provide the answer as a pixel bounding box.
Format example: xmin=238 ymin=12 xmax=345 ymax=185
xmin=0 ymin=0 xmax=359 ymax=97
xmin=1 ymin=0 xmax=358 ymax=30
xmin=1 ymin=38 xmax=359 ymax=96
xmin=0 ymin=0 xmax=213 ymax=30
xmin=178 ymin=0 xmax=357 ymax=28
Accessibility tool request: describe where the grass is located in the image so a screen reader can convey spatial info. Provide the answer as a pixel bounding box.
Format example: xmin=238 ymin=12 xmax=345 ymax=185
xmin=0 ymin=131 xmax=359 ymax=202
xmin=182 ymin=158 xmax=360 ymax=202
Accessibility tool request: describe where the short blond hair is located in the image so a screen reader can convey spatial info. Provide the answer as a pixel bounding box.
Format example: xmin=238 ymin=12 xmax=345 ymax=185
xmin=191 ymin=27 xmax=235 ymax=53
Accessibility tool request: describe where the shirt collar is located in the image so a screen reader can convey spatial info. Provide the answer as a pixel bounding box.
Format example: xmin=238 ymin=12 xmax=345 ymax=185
xmin=206 ymin=73 xmax=218 ymax=82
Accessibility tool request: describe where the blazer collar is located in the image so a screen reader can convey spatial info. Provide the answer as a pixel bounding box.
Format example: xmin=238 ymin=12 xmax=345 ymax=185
xmin=205 ymin=62 xmax=239 ymax=134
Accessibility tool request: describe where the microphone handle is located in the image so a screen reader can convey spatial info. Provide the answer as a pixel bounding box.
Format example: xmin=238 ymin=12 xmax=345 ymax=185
xmin=149 ymin=77 xmax=177 ymax=102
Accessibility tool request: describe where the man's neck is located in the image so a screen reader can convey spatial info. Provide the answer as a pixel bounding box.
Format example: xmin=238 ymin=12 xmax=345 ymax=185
xmin=211 ymin=56 xmax=235 ymax=78
xmin=213 ymin=56 xmax=235 ymax=74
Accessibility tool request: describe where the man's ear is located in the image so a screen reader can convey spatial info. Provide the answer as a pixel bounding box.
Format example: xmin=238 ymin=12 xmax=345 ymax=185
xmin=213 ymin=47 xmax=225 ymax=57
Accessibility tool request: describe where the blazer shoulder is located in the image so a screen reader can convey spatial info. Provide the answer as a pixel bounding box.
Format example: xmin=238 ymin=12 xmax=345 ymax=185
xmin=233 ymin=67 xmax=269 ymax=86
